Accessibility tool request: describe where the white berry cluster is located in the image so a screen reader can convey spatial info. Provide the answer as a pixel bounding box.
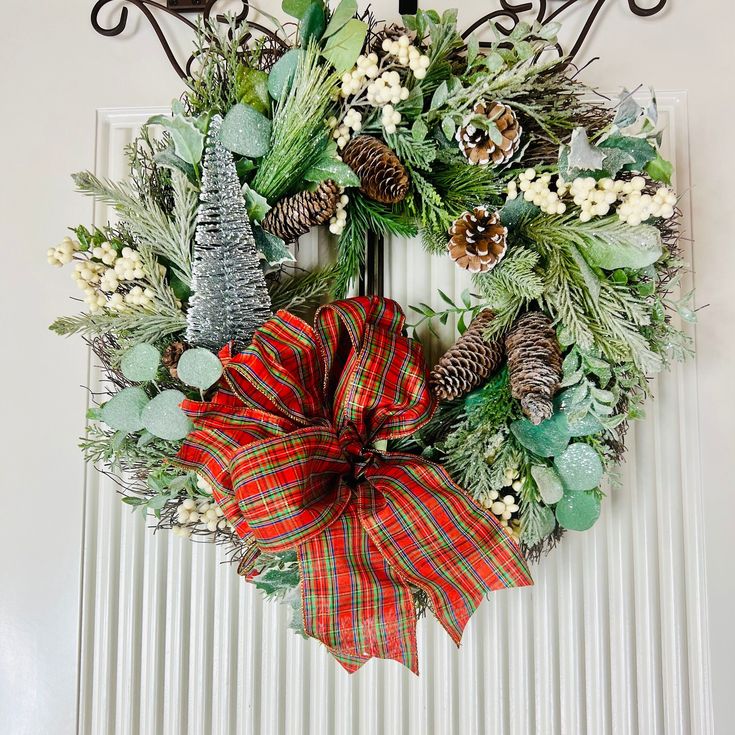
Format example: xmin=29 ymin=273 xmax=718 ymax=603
xmin=329 ymin=193 xmax=350 ymax=235
xmin=114 ymin=247 xmax=146 ymax=281
xmin=91 ymin=240 xmax=118 ymax=266
xmin=381 ymin=104 xmax=402 ymax=134
xmin=381 ymin=35 xmax=430 ymax=80
xmin=329 ymin=109 xmax=363 ymax=149
xmin=507 ymin=168 xmax=567 ymax=215
xmin=340 ymin=53 xmax=380 ymax=97
xmin=47 ymin=236 xmax=81 ymax=266
xmin=172 ymin=496 xmax=227 ymax=538
xmin=617 ymin=179 xmax=677 ymax=226
xmin=484 ymin=490 xmax=521 ymax=524
xmin=367 ymin=70 xmax=410 ymax=107
xmin=71 ymin=261 xmax=108 ymax=311
xmin=507 ymin=168 xmax=677 ymax=225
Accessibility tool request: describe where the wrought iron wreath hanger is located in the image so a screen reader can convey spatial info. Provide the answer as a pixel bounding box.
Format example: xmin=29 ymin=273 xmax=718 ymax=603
xmin=89 ymin=0 xmax=668 ymax=294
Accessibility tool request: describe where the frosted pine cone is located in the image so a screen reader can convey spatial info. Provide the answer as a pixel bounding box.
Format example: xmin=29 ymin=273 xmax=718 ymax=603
xmin=456 ymin=101 xmax=522 ymax=167
xmin=448 ymin=207 xmax=508 ymax=273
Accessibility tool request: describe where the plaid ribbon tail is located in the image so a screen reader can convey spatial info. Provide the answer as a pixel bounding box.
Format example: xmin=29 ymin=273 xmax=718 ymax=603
xmin=361 ymin=453 xmax=534 ymax=645
xmin=299 ymin=502 xmax=420 ymax=674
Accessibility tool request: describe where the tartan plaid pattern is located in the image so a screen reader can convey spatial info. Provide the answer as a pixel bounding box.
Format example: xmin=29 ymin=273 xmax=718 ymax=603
xmin=176 ymin=296 xmax=532 ymax=673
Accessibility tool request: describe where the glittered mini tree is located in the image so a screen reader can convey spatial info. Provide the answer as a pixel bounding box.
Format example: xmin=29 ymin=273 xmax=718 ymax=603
xmin=185 ymin=115 xmax=271 ymax=352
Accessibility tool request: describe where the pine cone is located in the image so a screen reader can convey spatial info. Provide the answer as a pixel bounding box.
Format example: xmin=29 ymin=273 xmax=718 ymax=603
xmin=261 ymin=180 xmax=340 ymax=242
xmin=456 ymin=101 xmax=522 ymax=167
xmin=430 ymin=310 xmax=504 ymax=401
xmin=162 ymin=341 xmax=188 ymax=380
xmin=341 ymin=135 xmax=409 ymax=204
xmin=505 ymin=311 xmax=562 ymax=425
xmin=448 ymin=206 xmax=508 ymax=273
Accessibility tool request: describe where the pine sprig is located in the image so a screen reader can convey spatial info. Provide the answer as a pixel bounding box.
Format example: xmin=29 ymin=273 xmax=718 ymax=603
xmin=269 ymin=264 xmax=338 ymax=314
xmin=73 ymin=170 xmax=196 ymax=284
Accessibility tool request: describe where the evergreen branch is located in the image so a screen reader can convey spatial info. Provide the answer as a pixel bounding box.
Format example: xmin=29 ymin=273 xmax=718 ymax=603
xmin=269 ymin=265 xmax=338 ymax=314
xmin=73 ymin=170 xmax=194 ymax=284
xmin=334 ymin=201 xmax=368 ymax=299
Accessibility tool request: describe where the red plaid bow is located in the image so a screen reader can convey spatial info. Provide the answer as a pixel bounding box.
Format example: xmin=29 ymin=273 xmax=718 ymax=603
xmin=176 ymin=297 xmax=532 ymax=673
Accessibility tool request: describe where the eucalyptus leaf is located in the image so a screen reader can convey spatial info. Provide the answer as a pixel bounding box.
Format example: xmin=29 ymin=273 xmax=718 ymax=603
xmin=100 ymin=387 xmax=149 ymax=434
xmin=322 ymin=19 xmax=368 ymax=73
xmin=510 ymin=413 xmax=571 ymax=457
xmin=120 ymin=343 xmax=161 ymax=382
xmin=555 ymin=491 xmax=601 ymax=531
xmin=220 ymin=104 xmax=272 ymax=159
xmin=176 ymin=348 xmax=224 ymax=390
xmin=323 ymin=0 xmax=357 ymax=37
xmin=554 ymin=443 xmax=604 ymax=492
xmin=268 ymin=49 xmax=303 ymax=101
xmin=531 ymin=465 xmax=564 ymax=504
xmin=141 ymin=390 xmax=192 ymax=441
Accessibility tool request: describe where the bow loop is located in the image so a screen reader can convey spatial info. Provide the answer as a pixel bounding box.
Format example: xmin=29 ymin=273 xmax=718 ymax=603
xmin=176 ymin=297 xmax=532 ymax=673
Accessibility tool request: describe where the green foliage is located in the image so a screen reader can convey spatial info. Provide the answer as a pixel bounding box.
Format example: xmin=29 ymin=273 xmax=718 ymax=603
xmin=268 ymin=264 xmax=338 ymax=313
xmin=73 ymin=169 xmax=197 ymax=285
xmin=253 ymin=44 xmax=338 ymax=200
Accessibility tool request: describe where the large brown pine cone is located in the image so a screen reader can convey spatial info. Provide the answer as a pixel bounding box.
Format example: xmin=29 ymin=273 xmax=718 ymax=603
xmin=456 ymin=101 xmax=522 ymax=167
xmin=261 ymin=180 xmax=340 ymax=242
xmin=430 ymin=310 xmax=504 ymax=401
xmin=448 ymin=206 xmax=508 ymax=273
xmin=341 ymin=135 xmax=410 ymax=204
xmin=505 ymin=311 xmax=562 ymax=425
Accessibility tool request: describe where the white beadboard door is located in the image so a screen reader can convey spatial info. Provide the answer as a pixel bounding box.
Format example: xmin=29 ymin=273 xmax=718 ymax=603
xmin=2 ymin=2 xmax=735 ymax=734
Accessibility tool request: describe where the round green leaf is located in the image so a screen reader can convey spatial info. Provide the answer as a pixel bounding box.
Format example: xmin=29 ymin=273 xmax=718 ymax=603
xmin=220 ymin=103 xmax=272 ymax=159
xmin=554 ymin=443 xmax=604 ymax=492
xmin=120 ymin=343 xmax=160 ymax=382
xmin=176 ymin=348 xmax=223 ymax=390
xmin=267 ymin=49 xmax=303 ymax=101
xmin=141 ymin=390 xmax=192 ymax=441
xmin=100 ymin=387 xmax=149 ymax=433
xmin=555 ymin=491 xmax=601 ymax=531
xmin=510 ymin=413 xmax=571 ymax=457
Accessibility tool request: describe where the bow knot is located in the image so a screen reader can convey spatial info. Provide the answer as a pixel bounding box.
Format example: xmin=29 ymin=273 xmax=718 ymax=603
xmin=177 ymin=296 xmax=532 ymax=673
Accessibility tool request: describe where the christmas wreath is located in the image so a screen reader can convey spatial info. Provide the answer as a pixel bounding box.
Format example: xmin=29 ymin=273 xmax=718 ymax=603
xmin=49 ymin=4 xmax=692 ymax=672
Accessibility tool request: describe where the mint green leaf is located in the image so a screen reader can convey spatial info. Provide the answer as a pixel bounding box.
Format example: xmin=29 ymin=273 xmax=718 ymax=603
xmin=430 ymin=81 xmax=448 ymax=110
xmin=148 ymin=113 xmax=204 ymax=166
xmin=645 ymin=151 xmax=673 ymax=185
xmin=120 ymin=343 xmax=160 ymax=382
xmin=254 ymin=225 xmax=295 ymax=266
xmin=412 ymin=119 xmax=428 ymax=142
xmin=242 ymin=183 xmax=270 ymax=222
xmin=614 ymin=89 xmax=642 ymax=128
xmin=268 ymin=49 xmax=303 ymax=101
xmin=303 ymin=154 xmax=360 ymax=186
xmin=220 ymin=104 xmax=272 ymax=159
xmin=323 ymin=0 xmax=357 ymax=37
xmin=236 ymin=68 xmax=271 ymax=115
xmin=322 ymin=19 xmax=368 ymax=73
xmin=531 ymin=465 xmax=564 ymax=504
xmin=141 ymin=390 xmax=192 ymax=441
xmin=555 ymin=491 xmax=601 ymax=531
xmin=282 ymin=0 xmax=311 ymax=19
xmin=154 ymin=146 xmax=196 ymax=181
xmin=176 ymin=348 xmax=223 ymax=390
xmin=485 ymin=51 xmax=505 ymax=72
xmin=101 ymin=387 xmax=149 ymax=434
xmin=510 ymin=413 xmax=571 ymax=457
xmin=579 ymin=223 xmax=663 ymax=270
xmin=441 ymin=116 xmax=456 ymax=140
xmin=466 ymin=34 xmax=480 ymax=64
xmin=568 ymin=127 xmax=605 ymax=171
xmin=554 ymin=443 xmax=604 ymax=492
